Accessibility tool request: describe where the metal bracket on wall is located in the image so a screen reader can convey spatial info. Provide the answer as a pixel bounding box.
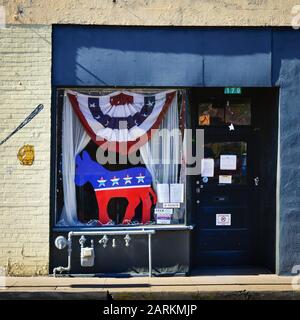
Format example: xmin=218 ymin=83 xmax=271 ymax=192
xmin=0 ymin=104 xmax=44 ymax=146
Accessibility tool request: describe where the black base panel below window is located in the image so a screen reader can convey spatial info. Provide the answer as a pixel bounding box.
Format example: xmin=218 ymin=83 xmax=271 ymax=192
xmin=50 ymin=230 xmax=190 ymax=276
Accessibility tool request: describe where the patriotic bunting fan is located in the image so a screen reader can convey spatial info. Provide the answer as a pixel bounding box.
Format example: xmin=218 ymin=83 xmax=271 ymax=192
xmin=67 ymin=90 xmax=176 ymax=154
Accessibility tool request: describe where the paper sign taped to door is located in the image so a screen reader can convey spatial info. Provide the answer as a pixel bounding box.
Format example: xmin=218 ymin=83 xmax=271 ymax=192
xmin=156 ymin=213 xmax=172 ymax=224
xmin=155 ymin=208 xmax=173 ymax=215
xmin=216 ymin=214 xmax=231 ymax=226
xmin=219 ymin=175 xmax=232 ymax=184
xmin=157 ymin=184 xmax=169 ymax=203
xmin=220 ymin=155 xmax=237 ymax=170
xmin=163 ymin=202 xmax=180 ymax=209
xmin=170 ymin=184 xmax=184 ymax=203
xmin=201 ymin=158 xmax=214 ymax=177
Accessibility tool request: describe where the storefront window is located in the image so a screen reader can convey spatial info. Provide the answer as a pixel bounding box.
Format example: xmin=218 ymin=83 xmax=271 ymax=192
xmin=56 ymin=89 xmax=186 ymax=227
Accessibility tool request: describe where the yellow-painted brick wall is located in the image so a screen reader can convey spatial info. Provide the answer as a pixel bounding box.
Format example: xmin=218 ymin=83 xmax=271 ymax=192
xmin=0 ymin=0 xmax=299 ymax=27
xmin=0 ymin=25 xmax=51 ymax=275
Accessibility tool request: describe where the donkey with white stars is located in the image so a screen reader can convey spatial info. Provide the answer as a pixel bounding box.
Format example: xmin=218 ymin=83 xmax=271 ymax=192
xmin=75 ymin=151 xmax=157 ymax=225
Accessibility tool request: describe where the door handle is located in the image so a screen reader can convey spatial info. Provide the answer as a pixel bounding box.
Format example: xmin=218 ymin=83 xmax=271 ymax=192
xmin=254 ymin=176 xmax=259 ymax=186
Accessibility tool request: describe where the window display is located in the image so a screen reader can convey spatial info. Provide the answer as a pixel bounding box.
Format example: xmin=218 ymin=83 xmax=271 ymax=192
xmin=56 ymin=89 xmax=186 ymax=227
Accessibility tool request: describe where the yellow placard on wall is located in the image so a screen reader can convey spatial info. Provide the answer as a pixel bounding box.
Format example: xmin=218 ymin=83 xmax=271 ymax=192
xmin=17 ymin=145 xmax=35 ymax=166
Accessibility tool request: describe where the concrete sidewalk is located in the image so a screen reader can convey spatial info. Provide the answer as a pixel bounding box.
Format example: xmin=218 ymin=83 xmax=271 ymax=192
xmin=1 ymin=275 xmax=300 ymax=300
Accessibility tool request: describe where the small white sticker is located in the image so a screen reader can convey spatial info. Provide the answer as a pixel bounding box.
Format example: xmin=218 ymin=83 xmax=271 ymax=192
xmin=219 ymin=175 xmax=232 ymax=184
xmin=163 ymin=202 xmax=180 ymax=209
xmin=228 ymin=123 xmax=235 ymax=131
xmin=156 ymin=213 xmax=172 ymax=224
xmin=154 ymin=208 xmax=173 ymax=215
xmin=216 ymin=214 xmax=231 ymax=226
xmin=202 ymin=177 xmax=209 ymax=183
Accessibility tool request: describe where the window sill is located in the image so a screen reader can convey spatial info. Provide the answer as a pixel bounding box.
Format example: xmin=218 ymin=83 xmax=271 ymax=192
xmin=53 ymin=224 xmax=194 ymax=232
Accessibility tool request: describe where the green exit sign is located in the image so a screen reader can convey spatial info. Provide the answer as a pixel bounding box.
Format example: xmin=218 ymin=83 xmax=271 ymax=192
xmin=224 ymin=87 xmax=242 ymax=95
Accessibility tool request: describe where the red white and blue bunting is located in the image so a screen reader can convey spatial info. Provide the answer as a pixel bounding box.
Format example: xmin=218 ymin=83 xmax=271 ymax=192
xmin=67 ymin=90 xmax=176 ymax=153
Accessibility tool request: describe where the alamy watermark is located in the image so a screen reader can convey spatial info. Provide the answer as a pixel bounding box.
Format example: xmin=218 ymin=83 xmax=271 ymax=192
xmin=0 ymin=6 xmax=5 ymax=29
xmin=94 ymin=127 xmax=205 ymax=176
xmin=291 ymin=265 xmax=300 ymax=290
xmin=291 ymin=5 xmax=300 ymax=30
xmin=0 ymin=267 xmax=6 ymax=290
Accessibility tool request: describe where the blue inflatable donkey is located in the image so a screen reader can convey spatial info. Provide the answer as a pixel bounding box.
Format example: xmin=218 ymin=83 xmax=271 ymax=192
xmin=75 ymin=151 xmax=157 ymax=224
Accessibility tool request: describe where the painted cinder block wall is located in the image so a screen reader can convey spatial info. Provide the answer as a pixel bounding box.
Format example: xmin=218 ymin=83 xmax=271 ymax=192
xmin=0 ymin=0 xmax=300 ymax=275
xmin=0 ymin=25 xmax=51 ymax=275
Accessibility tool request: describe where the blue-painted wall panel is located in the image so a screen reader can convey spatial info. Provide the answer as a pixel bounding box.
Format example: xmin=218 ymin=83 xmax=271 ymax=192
xmin=52 ymin=26 xmax=271 ymax=87
xmin=272 ymin=30 xmax=300 ymax=274
xmin=53 ymin=27 xmax=205 ymax=86
xmin=202 ymin=29 xmax=272 ymax=86
xmin=52 ymin=26 xmax=300 ymax=274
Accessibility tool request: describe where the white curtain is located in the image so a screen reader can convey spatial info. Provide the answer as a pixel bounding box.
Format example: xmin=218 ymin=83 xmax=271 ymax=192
xmin=58 ymin=90 xmax=182 ymax=226
xmin=57 ymin=92 xmax=91 ymax=226
xmin=140 ymin=92 xmax=181 ymax=190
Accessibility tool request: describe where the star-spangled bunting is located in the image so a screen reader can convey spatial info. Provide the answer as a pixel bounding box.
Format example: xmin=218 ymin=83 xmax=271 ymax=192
xmin=67 ymin=90 xmax=176 ymax=154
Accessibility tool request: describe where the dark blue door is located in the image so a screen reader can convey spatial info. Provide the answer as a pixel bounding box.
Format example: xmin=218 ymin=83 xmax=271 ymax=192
xmin=192 ymin=91 xmax=259 ymax=266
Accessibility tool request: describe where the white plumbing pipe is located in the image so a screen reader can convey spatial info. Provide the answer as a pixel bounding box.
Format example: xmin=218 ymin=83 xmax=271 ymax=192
xmin=53 ymin=229 xmax=155 ymax=277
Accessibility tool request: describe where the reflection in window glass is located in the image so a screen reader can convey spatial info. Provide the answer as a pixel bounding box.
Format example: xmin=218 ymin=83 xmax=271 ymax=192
xmin=198 ymin=98 xmax=251 ymax=126
xmin=225 ymin=99 xmax=251 ymax=125
xmin=198 ymin=103 xmax=224 ymax=125
xmin=203 ymin=142 xmax=247 ymax=185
